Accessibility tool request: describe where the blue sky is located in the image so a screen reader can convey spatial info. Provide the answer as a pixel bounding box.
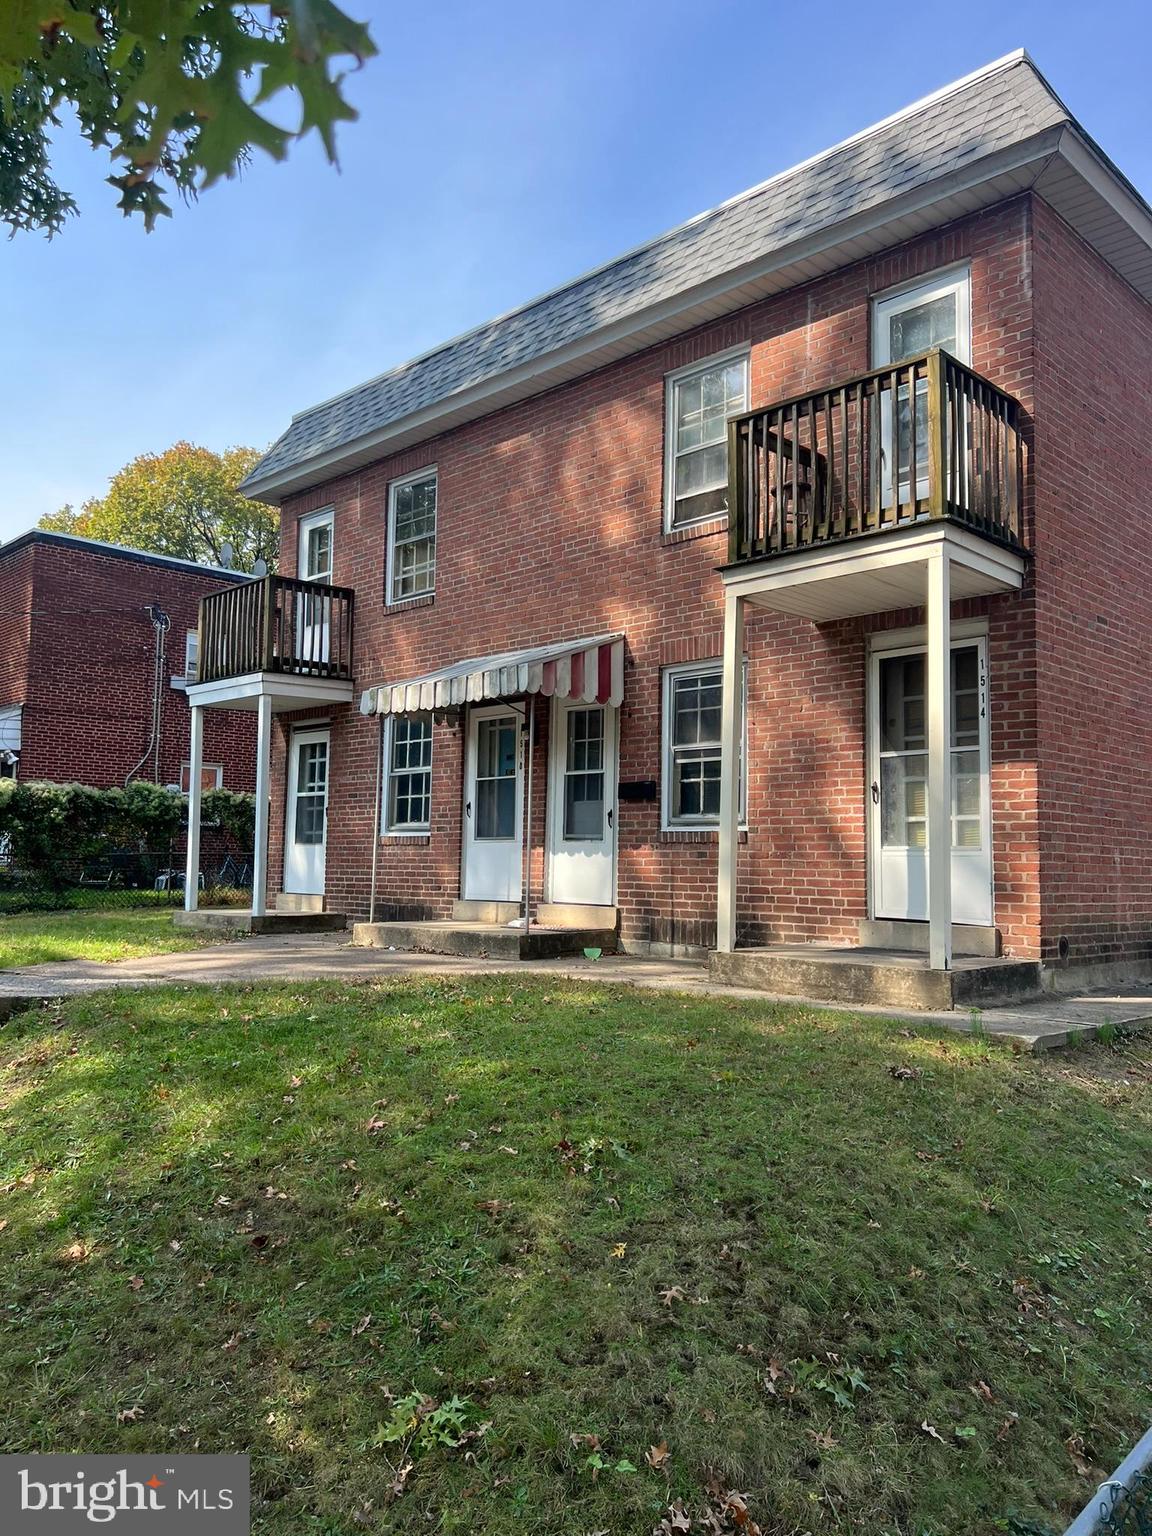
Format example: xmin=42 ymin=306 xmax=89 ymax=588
xmin=2 ymin=0 xmax=1149 ymax=540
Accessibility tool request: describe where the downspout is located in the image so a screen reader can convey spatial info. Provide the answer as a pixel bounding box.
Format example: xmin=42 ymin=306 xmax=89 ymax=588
xmin=522 ymin=698 xmax=535 ymax=930
xmin=368 ymin=711 xmax=383 ymax=924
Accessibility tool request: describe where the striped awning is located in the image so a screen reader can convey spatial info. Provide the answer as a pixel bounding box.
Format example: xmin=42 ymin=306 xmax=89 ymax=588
xmin=360 ymin=633 xmax=624 ymax=716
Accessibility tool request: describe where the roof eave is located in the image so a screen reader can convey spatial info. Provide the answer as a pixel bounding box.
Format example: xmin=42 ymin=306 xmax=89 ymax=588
xmin=240 ymin=125 xmax=1069 ymax=506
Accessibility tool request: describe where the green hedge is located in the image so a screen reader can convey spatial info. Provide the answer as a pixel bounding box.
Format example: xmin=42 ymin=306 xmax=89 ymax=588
xmin=0 ymin=780 xmax=256 ymax=884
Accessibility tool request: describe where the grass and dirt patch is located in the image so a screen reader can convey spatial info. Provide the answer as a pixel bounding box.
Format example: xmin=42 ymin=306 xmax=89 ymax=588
xmin=1 ymin=978 xmax=1150 ymax=1534
xmin=0 ymin=908 xmax=238 ymax=970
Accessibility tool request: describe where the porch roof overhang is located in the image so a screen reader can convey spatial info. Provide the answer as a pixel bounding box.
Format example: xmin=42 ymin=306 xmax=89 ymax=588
xmin=719 ymin=521 xmax=1026 ymax=622
xmin=186 ymin=671 xmax=357 ymax=713
xmin=360 ymin=633 xmax=625 ymax=716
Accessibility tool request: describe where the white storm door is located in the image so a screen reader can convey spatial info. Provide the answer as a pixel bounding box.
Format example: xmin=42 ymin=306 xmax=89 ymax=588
xmin=296 ymin=509 xmax=333 ymax=668
xmin=870 ymin=639 xmax=992 ymax=927
xmin=462 ymin=707 xmax=523 ymax=902
xmin=547 ymin=701 xmax=617 ymax=907
xmin=284 ymin=729 xmax=330 ymax=894
xmin=873 ymin=268 xmax=971 ymax=510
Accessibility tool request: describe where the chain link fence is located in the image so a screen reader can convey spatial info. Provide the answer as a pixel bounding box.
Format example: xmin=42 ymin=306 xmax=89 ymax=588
xmin=0 ymin=847 xmax=254 ymax=915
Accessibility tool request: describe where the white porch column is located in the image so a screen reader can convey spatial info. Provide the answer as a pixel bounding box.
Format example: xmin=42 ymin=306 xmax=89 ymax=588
xmin=251 ymin=692 xmax=273 ymax=919
xmin=716 ymin=590 xmax=745 ymax=954
xmin=926 ymin=550 xmax=952 ymax=970
xmin=184 ymin=704 xmax=204 ymax=912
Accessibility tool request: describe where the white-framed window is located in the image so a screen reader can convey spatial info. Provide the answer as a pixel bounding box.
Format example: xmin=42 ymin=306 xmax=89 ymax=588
xmin=387 ymin=467 xmax=437 ymax=603
xmin=383 ymin=714 xmax=433 ymax=832
xmin=661 ymin=660 xmax=747 ymax=829
xmin=180 ymin=762 xmax=223 ymax=792
xmin=871 ymin=264 xmax=972 ymax=368
xmin=664 ymin=348 xmax=749 ymax=531
xmin=185 ymin=630 xmax=199 ymax=682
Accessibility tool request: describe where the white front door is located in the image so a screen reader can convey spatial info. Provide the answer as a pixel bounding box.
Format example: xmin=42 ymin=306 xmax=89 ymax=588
xmin=284 ymin=729 xmax=330 ymax=895
xmin=870 ymin=639 xmax=992 ymax=926
xmin=296 ymin=509 xmax=333 ymax=667
xmin=462 ymin=706 xmax=523 ymax=902
xmin=547 ymin=700 xmax=617 ymax=907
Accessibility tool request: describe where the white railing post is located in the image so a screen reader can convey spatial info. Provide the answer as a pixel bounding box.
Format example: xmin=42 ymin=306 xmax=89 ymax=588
xmin=716 ymin=590 xmax=745 ymax=954
xmin=926 ymin=549 xmax=952 ymax=970
xmin=251 ymin=692 xmax=273 ymax=920
xmin=184 ymin=704 xmax=204 ymax=912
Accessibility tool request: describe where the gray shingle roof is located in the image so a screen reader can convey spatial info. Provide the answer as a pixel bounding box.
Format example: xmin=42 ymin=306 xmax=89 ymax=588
xmin=244 ymin=54 xmax=1068 ymax=496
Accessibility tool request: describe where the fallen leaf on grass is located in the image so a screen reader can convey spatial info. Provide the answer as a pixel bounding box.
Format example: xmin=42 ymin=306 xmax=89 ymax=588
xmin=658 ymin=1286 xmax=687 ymax=1307
xmin=476 ymin=1200 xmax=510 ymax=1218
xmin=654 ymin=1502 xmax=692 ymax=1534
xmin=127 ymin=1276 xmax=144 ymax=1291
xmin=221 ymin=1332 xmax=241 ymax=1352
xmin=807 ymin=1429 xmax=838 ymax=1449
xmin=889 ymin=1064 xmax=922 ymax=1080
xmin=352 ymin=1315 xmax=372 ymax=1337
xmin=116 ymin=1406 xmax=144 ymax=1424
xmin=365 ymin=1116 xmax=388 ymax=1134
xmin=387 ymin=1461 xmax=413 ymax=1502
xmin=969 ymin=1379 xmax=995 ymax=1403
xmin=920 ymin=1420 xmax=946 ymax=1444
xmin=609 ymin=1243 xmax=627 ymax=1260
xmin=1065 ymin=1435 xmax=1095 ymax=1477
xmin=645 ymin=1440 xmax=671 ymax=1471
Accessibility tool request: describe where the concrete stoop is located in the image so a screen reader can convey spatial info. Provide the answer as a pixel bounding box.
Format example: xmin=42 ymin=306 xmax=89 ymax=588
xmin=174 ymin=908 xmax=348 ymax=935
xmin=708 ymin=946 xmax=1044 ymax=1012
xmin=352 ymin=920 xmax=617 ymax=961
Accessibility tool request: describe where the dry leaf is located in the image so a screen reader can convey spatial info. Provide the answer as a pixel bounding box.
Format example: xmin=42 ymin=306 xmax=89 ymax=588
xmin=654 ymin=1502 xmax=692 ymax=1534
xmin=387 ymin=1460 xmax=413 ymax=1501
xmin=127 ymin=1275 xmax=144 ymax=1291
xmin=116 ymin=1406 xmax=144 ymax=1423
xmin=969 ymin=1379 xmax=995 ymax=1403
xmin=659 ymin=1285 xmax=687 ymax=1307
xmin=1065 ymin=1435 xmax=1094 ymax=1477
xmin=889 ymin=1064 xmax=922 ymax=1080
xmin=807 ymin=1429 xmax=838 ymax=1449
xmin=352 ymin=1314 xmax=372 ymax=1337
xmin=646 ymin=1440 xmax=671 ymax=1471
xmin=610 ymin=1243 xmax=627 ymax=1259
xmin=920 ymin=1420 xmax=946 ymax=1444
xmin=221 ymin=1332 xmax=241 ymax=1352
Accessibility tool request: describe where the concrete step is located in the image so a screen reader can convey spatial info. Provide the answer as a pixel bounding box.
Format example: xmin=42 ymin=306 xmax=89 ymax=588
xmin=452 ymin=899 xmax=522 ymax=923
xmin=709 ymin=946 xmax=1043 ymax=1011
xmin=174 ymin=909 xmax=347 ymax=935
xmin=352 ymin=920 xmax=616 ymax=960
xmin=858 ymin=918 xmax=1002 ymax=958
xmin=277 ymin=892 xmax=326 ymax=914
xmin=536 ymin=903 xmax=618 ymax=930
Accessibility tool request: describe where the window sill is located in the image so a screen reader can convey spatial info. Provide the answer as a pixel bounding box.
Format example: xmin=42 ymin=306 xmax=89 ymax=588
xmin=658 ymin=827 xmax=748 ymax=845
xmin=384 ymin=593 xmax=435 ymax=613
xmin=380 ymin=832 xmax=431 ymax=845
xmin=660 ymin=517 xmax=729 ymax=548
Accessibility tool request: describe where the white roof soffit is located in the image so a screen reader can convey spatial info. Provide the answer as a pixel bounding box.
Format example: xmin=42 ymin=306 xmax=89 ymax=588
xmin=243 ymin=62 xmax=1152 ymax=505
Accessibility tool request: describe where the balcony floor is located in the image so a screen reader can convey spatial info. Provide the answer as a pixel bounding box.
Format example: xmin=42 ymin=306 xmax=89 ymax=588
xmin=186 ymin=670 xmax=356 ymax=712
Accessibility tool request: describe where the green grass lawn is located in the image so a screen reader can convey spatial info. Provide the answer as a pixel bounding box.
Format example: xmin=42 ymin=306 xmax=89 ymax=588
xmin=1 ymin=979 xmax=1149 ymax=1536
xmin=0 ymin=908 xmax=235 ymax=969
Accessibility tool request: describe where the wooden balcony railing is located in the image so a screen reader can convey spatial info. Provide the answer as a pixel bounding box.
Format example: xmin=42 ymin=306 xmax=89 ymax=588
xmin=196 ymin=574 xmax=355 ymax=685
xmin=727 ymin=348 xmax=1023 ymax=565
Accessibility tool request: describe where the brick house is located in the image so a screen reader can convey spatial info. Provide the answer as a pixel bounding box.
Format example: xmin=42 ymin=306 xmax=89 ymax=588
xmin=0 ymin=530 xmax=255 ymax=793
xmin=184 ymin=53 xmax=1152 ymax=1004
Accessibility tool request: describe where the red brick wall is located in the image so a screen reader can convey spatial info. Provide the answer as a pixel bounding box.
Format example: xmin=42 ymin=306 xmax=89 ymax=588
xmin=268 ymin=198 xmax=1044 ymax=954
xmin=1030 ymin=197 xmax=1152 ymax=965
xmin=1 ymin=540 xmax=255 ymax=793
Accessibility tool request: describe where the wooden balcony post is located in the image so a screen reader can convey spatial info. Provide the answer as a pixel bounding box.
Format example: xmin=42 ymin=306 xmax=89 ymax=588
xmin=260 ymin=572 xmax=276 ymax=672
xmin=727 ymin=417 xmax=745 ymax=564
xmin=184 ymin=705 xmax=204 ymax=912
xmin=926 ymin=548 xmax=953 ymax=971
xmin=716 ymin=589 xmax=745 ymax=954
xmin=926 ymin=349 xmax=948 ymax=520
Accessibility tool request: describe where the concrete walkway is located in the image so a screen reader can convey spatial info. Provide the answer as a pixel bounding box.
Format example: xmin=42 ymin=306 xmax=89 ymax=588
xmin=2 ymin=933 xmax=1151 ymax=1051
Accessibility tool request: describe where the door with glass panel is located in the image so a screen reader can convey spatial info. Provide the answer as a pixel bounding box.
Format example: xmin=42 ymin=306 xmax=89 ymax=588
xmin=870 ymin=640 xmax=991 ymax=926
xmin=284 ymin=729 xmax=330 ymax=895
xmin=547 ymin=701 xmax=617 ymax=907
xmin=872 ymin=269 xmax=971 ymax=510
xmin=462 ymin=706 xmax=523 ymax=902
xmin=296 ymin=509 xmax=333 ymax=668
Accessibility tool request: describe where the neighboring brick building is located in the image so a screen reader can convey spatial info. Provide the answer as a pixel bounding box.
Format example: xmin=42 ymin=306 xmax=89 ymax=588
xmin=0 ymin=530 xmax=255 ymax=792
xmin=185 ymin=53 xmax=1152 ymax=1000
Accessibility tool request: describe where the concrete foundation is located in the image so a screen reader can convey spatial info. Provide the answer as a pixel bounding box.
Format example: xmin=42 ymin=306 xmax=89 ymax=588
xmin=352 ymin=919 xmax=617 ymax=960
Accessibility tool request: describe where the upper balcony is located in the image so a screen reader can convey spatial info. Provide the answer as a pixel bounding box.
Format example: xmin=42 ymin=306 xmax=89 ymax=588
xmin=725 ymin=348 xmax=1024 ymax=574
xmin=188 ymin=573 xmax=356 ymax=712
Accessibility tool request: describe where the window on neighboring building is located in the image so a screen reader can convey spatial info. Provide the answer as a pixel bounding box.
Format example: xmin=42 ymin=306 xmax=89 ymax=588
xmin=661 ymin=661 xmax=746 ymax=828
xmin=665 ymin=350 xmax=749 ymax=530
xmin=180 ymin=762 xmax=224 ymax=792
xmin=383 ymin=715 xmax=433 ymax=832
xmin=388 ymin=468 xmax=437 ymax=603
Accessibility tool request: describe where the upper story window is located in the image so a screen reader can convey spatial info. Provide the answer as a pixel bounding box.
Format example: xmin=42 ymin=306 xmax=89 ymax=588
xmin=661 ymin=660 xmax=747 ymax=829
xmin=184 ymin=630 xmax=199 ymax=682
xmin=872 ymin=265 xmax=971 ymax=367
xmin=388 ymin=468 xmax=437 ymax=604
xmin=298 ymin=507 xmax=334 ymax=583
xmin=665 ymin=349 xmax=749 ymax=531
xmin=383 ymin=714 xmax=433 ymax=832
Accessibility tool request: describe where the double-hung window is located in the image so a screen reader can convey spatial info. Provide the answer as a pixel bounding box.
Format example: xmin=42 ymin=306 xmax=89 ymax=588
xmin=665 ymin=349 xmax=749 ymax=530
xmin=383 ymin=715 xmax=433 ymax=832
xmin=662 ymin=661 xmax=746 ymax=828
xmin=388 ymin=468 xmax=437 ymax=603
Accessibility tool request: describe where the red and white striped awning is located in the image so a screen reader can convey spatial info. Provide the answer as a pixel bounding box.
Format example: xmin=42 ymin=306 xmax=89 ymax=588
xmin=359 ymin=633 xmax=625 ymax=716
